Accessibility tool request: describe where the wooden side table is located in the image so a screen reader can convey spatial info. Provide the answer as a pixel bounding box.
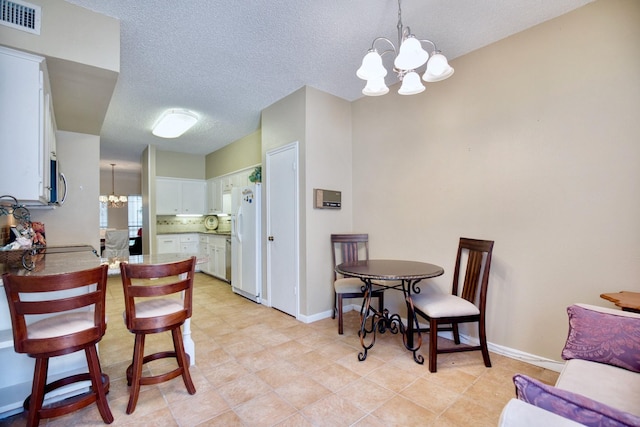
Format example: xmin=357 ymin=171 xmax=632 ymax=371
xmin=600 ymin=291 xmax=640 ymax=314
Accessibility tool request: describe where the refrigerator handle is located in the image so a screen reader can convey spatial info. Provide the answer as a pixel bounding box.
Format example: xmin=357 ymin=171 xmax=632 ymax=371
xmin=236 ymin=208 xmax=243 ymax=243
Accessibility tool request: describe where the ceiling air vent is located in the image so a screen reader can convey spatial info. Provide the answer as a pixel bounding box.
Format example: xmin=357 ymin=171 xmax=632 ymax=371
xmin=0 ymin=0 xmax=41 ymax=35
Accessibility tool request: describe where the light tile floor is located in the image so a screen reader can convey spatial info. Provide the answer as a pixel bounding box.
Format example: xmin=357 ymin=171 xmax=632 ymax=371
xmin=1 ymin=273 xmax=559 ymax=426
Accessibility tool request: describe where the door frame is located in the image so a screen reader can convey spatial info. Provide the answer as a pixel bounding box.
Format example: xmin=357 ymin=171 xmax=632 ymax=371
xmin=265 ymin=141 xmax=300 ymax=318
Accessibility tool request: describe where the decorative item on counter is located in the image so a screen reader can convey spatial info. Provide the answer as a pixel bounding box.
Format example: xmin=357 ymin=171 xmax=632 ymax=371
xmin=0 ymin=195 xmax=41 ymax=270
xmin=249 ymin=166 xmax=261 ymax=183
xmin=204 ymin=215 xmax=219 ymax=230
xmin=0 ymin=195 xmax=34 ymax=249
xmin=31 ymin=222 xmax=46 ymax=246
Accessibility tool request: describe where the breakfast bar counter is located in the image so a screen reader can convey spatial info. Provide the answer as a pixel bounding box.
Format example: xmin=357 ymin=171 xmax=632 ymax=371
xmin=0 ymin=246 xmax=204 ymax=418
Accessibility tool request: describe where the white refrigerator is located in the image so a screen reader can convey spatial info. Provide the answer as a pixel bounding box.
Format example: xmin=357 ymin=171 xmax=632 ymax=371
xmin=231 ymin=183 xmax=262 ymax=303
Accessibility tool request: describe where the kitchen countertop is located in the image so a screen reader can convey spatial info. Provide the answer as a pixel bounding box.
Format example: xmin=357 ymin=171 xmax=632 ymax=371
xmin=0 ymin=246 xmax=208 ymax=276
xmin=156 ymin=231 xmax=231 ymax=236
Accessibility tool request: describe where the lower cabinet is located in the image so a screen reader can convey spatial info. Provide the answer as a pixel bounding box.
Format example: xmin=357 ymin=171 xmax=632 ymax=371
xmin=200 ymin=234 xmax=226 ymax=280
xmin=156 ymin=235 xmax=179 ymax=253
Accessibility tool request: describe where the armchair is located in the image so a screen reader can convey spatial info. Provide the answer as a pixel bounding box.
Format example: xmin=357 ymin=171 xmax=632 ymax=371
xmin=500 ymin=303 xmax=640 ymax=426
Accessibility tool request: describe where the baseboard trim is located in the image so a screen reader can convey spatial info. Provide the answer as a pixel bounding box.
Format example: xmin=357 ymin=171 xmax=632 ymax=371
xmin=303 ymin=305 xmax=565 ymax=372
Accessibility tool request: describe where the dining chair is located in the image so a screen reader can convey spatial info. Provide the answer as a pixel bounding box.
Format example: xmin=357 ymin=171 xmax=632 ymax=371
xmin=119 ymin=256 xmax=197 ymax=414
xmin=410 ymin=237 xmax=494 ymax=372
xmin=2 ymin=265 xmax=113 ymax=426
xmin=103 ymin=229 xmax=130 ymax=258
xmin=331 ymin=233 xmax=384 ymax=334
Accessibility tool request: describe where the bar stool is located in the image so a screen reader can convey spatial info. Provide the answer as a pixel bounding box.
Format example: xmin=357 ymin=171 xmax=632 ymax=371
xmin=2 ymin=265 xmax=113 ymax=427
xmin=119 ymin=257 xmax=196 ymax=414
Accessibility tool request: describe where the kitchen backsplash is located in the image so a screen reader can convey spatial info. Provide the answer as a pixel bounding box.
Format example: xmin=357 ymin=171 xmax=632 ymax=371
xmin=156 ymin=215 xmax=231 ymax=234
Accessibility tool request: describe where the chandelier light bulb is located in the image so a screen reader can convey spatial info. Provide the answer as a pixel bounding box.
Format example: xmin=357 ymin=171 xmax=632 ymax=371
xmin=357 ymin=51 xmax=387 ymax=80
xmin=394 ymin=36 xmax=429 ymax=71
xmin=398 ymin=71 xmax=425 ymax=95
xmin=362 ymin=77 xmax=390 ymax=96
xmin=423 ymin=53 xmax=455 ymax=82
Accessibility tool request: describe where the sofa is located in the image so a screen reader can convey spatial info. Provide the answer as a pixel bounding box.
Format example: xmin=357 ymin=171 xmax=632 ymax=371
xmin=499 ymin=303 xmax=640 ymax=426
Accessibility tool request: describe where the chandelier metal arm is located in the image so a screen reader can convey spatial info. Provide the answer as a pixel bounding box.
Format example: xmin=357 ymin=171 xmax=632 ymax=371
xmin=369 ymin=37 xmax=397 ymax=57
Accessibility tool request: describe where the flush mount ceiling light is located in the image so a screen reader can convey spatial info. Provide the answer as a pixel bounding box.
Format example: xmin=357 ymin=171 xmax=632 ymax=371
xmin=356 ymin=0 xmax=454 ymax=96
xmin=152 ymin=109 xmax=198 ymax=138
xmin=99 ymin=163 xmax=127 ymax=208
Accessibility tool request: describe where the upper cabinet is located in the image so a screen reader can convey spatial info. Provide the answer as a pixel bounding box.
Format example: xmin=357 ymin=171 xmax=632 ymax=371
xmin=206 ymin=178 xmax=222 ymax=214
xmin=156 ymin=178 xmax=206 ymax=215
xmin=0 ymin=46 xmax=56 ymax=205
xmin=206 ymin=168 xmax=256 ymax=214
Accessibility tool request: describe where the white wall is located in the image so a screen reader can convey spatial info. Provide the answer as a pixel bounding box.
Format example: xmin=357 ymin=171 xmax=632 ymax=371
xmin=350 ymin=0 xmax=640 ymax=361
xmin=31 ymin=131 xmax=101 ymax=250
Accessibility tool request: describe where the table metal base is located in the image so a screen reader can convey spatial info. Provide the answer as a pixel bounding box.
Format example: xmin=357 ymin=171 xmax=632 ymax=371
xmin=358 ymin=279 xmax=424 ymax=364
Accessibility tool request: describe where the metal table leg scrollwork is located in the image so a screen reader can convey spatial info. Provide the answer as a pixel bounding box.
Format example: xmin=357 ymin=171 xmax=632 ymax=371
xmin=357 ymin=278 xmax=425 ymax=364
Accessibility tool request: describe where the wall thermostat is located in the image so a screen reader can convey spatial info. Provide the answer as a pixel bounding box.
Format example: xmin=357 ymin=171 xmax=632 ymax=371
xmin=314 ymin=189 xmax=341 ymax=209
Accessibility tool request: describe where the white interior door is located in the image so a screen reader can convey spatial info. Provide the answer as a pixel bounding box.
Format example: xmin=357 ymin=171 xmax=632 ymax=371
xmin=266 ymin=142 xmax=299 ymax=317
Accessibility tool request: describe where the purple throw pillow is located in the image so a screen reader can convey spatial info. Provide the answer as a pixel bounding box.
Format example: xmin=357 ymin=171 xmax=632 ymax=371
xmin=561 ymin=305 xmax=640 ymax=373
xmin=513 ymin=374 xmax=640 ymax=426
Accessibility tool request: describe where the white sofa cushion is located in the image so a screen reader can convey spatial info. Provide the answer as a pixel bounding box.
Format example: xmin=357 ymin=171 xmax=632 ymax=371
xmin=557 ymin=359 xmax=640 ymax=417
xmin=499 ymin=398 xmax=584 ymax=427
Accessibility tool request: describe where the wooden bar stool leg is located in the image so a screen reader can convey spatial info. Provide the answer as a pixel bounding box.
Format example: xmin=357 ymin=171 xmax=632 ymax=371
xmin=27 ymin=358 xmax=48 ymax=427
xmin=86 ymin=346 xmax=114 ymax=423
xmin=126 ymin=333 xmax=146 ymax=414
xmin=172 ymin=328 xmax=195 ymax=394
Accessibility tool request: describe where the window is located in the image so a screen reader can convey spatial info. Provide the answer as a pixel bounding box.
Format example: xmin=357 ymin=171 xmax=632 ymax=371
xmin=127 ymin=195 xmax=143 ymax=237
xmin=99 ymin=195 xmax=142 ymax=237
xmin=99 ymin=201 xmax=108 ymax=228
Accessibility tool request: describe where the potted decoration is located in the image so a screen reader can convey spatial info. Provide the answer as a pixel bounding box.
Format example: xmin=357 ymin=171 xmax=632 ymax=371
xmin=248 ymin=166 xmax=261 ymax=183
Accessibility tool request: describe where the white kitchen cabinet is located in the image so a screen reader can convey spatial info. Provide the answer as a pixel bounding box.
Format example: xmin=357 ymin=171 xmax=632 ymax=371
xmin=181 ymin=181 xmax=206 ymax=215
xmin=199 ymin=234 xmax=226 ymax=280
xmin=179 ymin=233 xmax=199 ymax=253
xmin=156 ymin=234 xmax=200 ymax=271
xmin=206 ymin=178 xmax=222 ymax=214
xmin=156 ymin=179 xmax=182 ymax=214
xmin=0 ymin=46 xmax=56 ymax=205
xmin=156 ymin=178 xmax=206 ymax=215
xmin=198 ymin=235 xmax=211 ymax=274
xmin=156 ymin=234 xmax=179 ymax=253
xmin=211 ymin=235 xmax=227 ymax=280
xmin=221 ymin=176 xmax=233 ymax=192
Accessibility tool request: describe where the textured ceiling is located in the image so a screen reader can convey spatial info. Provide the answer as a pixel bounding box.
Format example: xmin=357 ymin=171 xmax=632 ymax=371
xmin=63 ymin=0 xmax=594 ymax=172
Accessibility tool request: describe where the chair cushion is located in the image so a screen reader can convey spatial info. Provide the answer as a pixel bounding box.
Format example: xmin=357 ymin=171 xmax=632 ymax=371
xmin=513 ymin=374 xmax=640 ymax=426
xmin=562 ymin=304 xmax=640 ymax=373
xmin=134 ymin=299 xmax=184 ymax=318
xmin=28 ymin=312 xmax=95 ymax=339
xmin=334 ymin=277 xmax=366 ymax=294
xmin=412 ymin=293 xmax=479 ymax=318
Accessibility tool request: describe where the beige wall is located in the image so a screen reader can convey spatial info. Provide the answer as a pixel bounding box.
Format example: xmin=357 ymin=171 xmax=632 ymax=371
xmin=261 ymin=87 xmax=306 ymax=312
xmin=0 ymin=0 xmax=119 ymax=72
xmin=351 ymin=0 xmax=640 ymax=361
xmin=304 ymin=88 xmax=353 ymax=316
xmin=205 ymin=131 xmax=261 ymax=179
xmin=31 ymin=131 xmax=101 ymax=250
xmin=0 ymin=0 xmax=119 ymax=135
xmin=260 ymin=87 xmax=354 ymax=317
xmin=156 ymin=151 xmax=206 ymax=179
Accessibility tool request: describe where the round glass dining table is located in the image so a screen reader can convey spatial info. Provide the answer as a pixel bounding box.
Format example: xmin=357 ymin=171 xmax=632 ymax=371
xmin=335 ymin=259 xmax=444 ymax=363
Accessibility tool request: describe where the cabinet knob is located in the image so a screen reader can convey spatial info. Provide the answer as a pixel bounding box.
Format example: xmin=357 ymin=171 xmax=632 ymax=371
xmin=268 ymin=236 xmax=274 ymax=241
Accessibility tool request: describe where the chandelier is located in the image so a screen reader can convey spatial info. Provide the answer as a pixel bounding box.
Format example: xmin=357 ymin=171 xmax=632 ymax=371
xmin=356 ymin=0 xmax=454 ymax=96
xmin=99 ymin=164 xmax=128 ymax=208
